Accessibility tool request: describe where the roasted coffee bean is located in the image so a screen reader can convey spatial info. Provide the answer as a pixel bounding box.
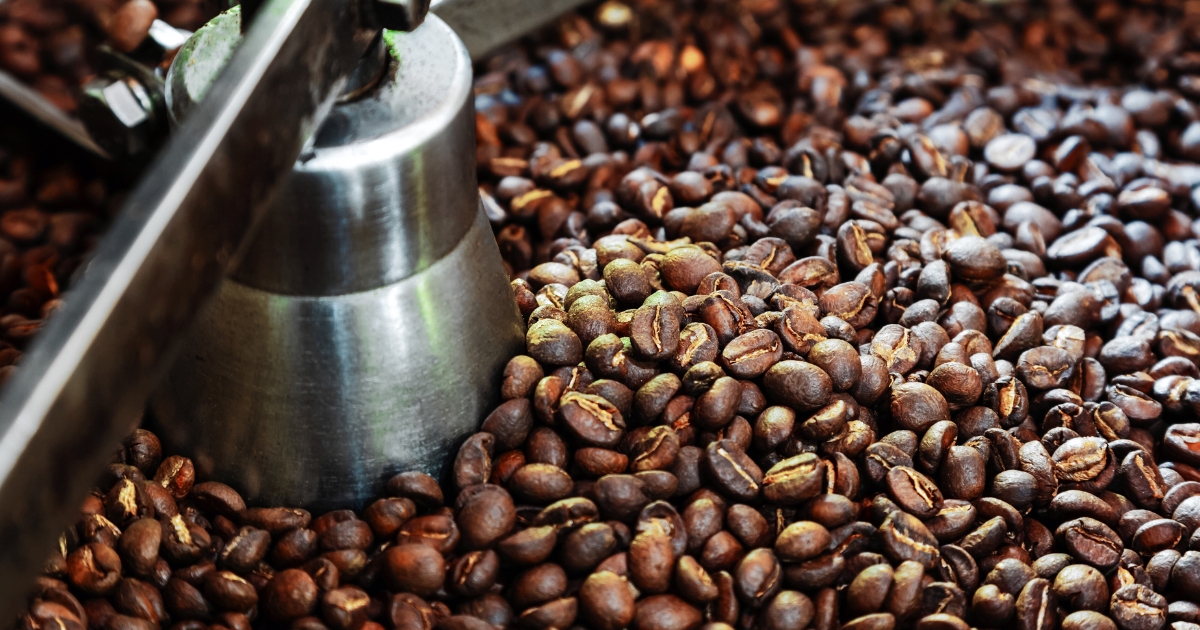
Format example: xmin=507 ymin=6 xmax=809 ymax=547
xmin=219 ymin=526 xmax=271 ymax=572
xmin=733 ymin=548 xmax=781 ymax=608
xmin=260 ymin=569 xmax=318 ymax=621
xmin=388 ymin=472 xmax=444 ymax=509
xmin=1110 ymin=584 xmax=1166 ymax=630
xmin=879 ymin=511 xmax=939 ymax=568
xmin=579 ymin=571 xmax=635 ymax=630
xmin=890 ymin=383 xmax=950 ymax=433
xmin=631 ymin=594 xmax=701 ymax=630
xmin=703 ymin=439 xmax=762 ymax=501
xmin=761 ymin=453 xmax=825 ymax=505
xmin=384 ymin=544 xmax=445 ymax=597
xmin=774 ymin=521 xmax=830 ymax=563
xmin=1056 ymin=518 xmax=1124 ymax=570
xmin=886 ymin=466 xmax=944 ymax=518
xmin=1015 ymin=578 xmax=1056 ymax=630
xmin=1051 ymin=564 xmax=1108 ymax=612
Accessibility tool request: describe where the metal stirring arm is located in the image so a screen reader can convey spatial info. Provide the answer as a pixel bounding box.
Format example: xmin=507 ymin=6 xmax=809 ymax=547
xmin=0 ymin=0 xmax=595 ymax=615
xmin=0 ymin=0 xmax=591 ymax=158
xmin=0 ymin=0 xmax=375 ymax=617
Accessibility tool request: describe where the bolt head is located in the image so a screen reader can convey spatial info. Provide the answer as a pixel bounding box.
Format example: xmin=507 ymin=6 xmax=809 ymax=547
xmin=79 ymin=74 xmax=164 ymax=157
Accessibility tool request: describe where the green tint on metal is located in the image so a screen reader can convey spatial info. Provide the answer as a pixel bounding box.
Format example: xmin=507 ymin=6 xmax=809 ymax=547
xmin=383 ymin=29 xmax=405 ymax=61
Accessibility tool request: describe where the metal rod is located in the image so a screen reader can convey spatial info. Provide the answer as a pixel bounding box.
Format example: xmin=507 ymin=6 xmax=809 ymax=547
xmin=0 ymin=72 xmax=107 ymax=157
xmin=0 ymin=0 xmax=372 ymax=618
xmin=431 ymin=0 xmax=594 ymax=60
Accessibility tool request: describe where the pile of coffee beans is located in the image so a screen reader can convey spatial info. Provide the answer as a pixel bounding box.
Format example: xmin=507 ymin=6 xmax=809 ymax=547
xmin=0 ymin=0 xmax=214 ymax=113
xmin=0 ymin=113 xmax=119 ymax=385
xmin=25 ymin=0 xmax=1200 ymax=629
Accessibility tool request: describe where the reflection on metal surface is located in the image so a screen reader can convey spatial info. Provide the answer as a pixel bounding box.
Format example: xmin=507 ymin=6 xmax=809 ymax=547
xmin=155 ymin=209 xmax=524 ymax=509
xmin=432 ymin=0 xmax=595 ymax=59
xmin=0 ymin=0 xmax=373 ymax=619
xmin=0 ymin=71 xmax=106 ymax=156
xmin=153 ymin=15 xmax=525 ymax=509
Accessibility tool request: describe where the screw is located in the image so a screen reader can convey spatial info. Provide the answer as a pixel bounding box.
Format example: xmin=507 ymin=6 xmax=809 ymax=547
xmin=78 ymin=72 xmax=167 ymax=158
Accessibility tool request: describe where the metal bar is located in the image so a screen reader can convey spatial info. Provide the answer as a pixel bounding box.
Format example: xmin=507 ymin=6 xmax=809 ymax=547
xmin=0 ymin=71 xmax=107 ymax=157
xmin=431 ymin=0 xmax=593 ymax=60
xmin=0 ymin=0 xmax=371 ymax=618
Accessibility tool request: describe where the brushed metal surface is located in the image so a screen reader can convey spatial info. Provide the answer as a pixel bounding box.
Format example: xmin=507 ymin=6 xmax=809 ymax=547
xmin=0 ymin=0 xmax=374 ymax=618
xmin=432 ymin=0 xmax=594 ymax=60
xmin=0 ymin=71 xmax=106 ymax=156
xmin=235 ymin=15 xmax=479 ymax=295
xmin=152 ymin=15 xmax=525 ymax=509
xmin=153 ymin=209 xmax=523 ymax=509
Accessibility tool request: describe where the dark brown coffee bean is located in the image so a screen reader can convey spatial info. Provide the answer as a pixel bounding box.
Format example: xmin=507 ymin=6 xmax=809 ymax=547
xmin=1050 ymin=564 xmax=1108 ymax=612
xmin=219 ymin=526 xmax=271 ymax=572
xmin=1051 ymin=490 xmax=1117 ymax=527
xmin=720 ymin=329 xmax=782 ymax=379
xmin=509 ymin=464 xmax=574 ymax=504
xmin=704 ymin=440 xmax=762 ymax=501
xmin=387 ymin=472 xmax=444 ymax=509
xmin=1062 ymin=611 xmax=1117 ymax=630
xmin=1109 ymin=584 xmax=1166 ymax=630
xmin=201 ymin=571 xmax=257 ymax=612
xmin=594 ymin=474 xmax=650 ymax=522
xmin=631 ymin=292 xmax=684 ymax=361
xmin=579 ymin=571 xmax=635 ymax=630
xmin=847 ymin=563 xmax=894 ymax=616
xmin=774 ymin=521 xmax=831 ymax=563
xmin=631 ymin=594 xmax=701 ymax=630
xmin=511 ymin=563 xmax=568 ymax=609
xmin=762 ymin=453 xmax=825 ymax=505
xmin=944 ymin=236 xmax=1008 ymax=283
xmin=661 ymin=246 xmax=721 ymax=294
xmin=890 ymin=382 xmax=950 ymax=433
xmin=454 ymin=433 xmax=495 ymax=490
xmin=630 ymin=529 xmax=674 ymax=593
xmin=1056 ymin=518 xmax=1123 ymax=570
xmin=879 ymin=511 xmax=939 ymax=568
xmin=498 ymin=525 xmax=557 ymax=565
xmin=260 ymin=569 xmax=318 ymax=621
xmin=693 ymin=376 xmax=741 ymax=431
xmin=674 ymin=555 xmax=718 ymax=603
xmin=885 ymin=466 xmax=944 ymax=518
xmin=384 ymin=544 xmax=445 ymax=597
xmin=66 ymin=543 xmax=122 ymax=595
xmin=558 ymin=392 xmax=626 ymax=448
xmin=758 ymin=590 xmax=814 ymax=630
xmin=1011 ymin=577 xmax=1055 ymax=630
xmin=734 ymin=548 xmax=781 ymax=608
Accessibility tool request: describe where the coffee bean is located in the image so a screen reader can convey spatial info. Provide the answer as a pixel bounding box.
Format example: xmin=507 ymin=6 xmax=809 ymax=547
xmin=1015 ymin=578 xmax=1056 ymax=630
xmin=558 ymin=392 xmax=626 ymax=448
xmin=260 ymin=569 xmax=318 ymax=621
xmin=1110 ymin=584 xmax=1166 ymax=630
xmin=1056 ymin=518 xmax=1123 ymax=569
xmin=384 ymin=544 xmax=445 ymax=597
xmin=879 ymin=511 xmax=939 ymax=568
xmin=703 ymin=439 xmax=762 ymax=501
xmin=889 ymin=382 xmax=950 ymax=433
xmin=631 ymin=594 xmax=700 ymax=630
xmin=985 ymin=134 xmax=1037 ymax=172
xmin=734 ymin=548 xmax=781 ymax=608
xmin=885 ymin=466 xmax=944 ymax=518
xmin=761 ymin=453 xmax=825 ymax=505
xmin=1062 ymin=611 xmax=1118 ymax=630
xmin=579 ymin=571 xmax=635 ymax=630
